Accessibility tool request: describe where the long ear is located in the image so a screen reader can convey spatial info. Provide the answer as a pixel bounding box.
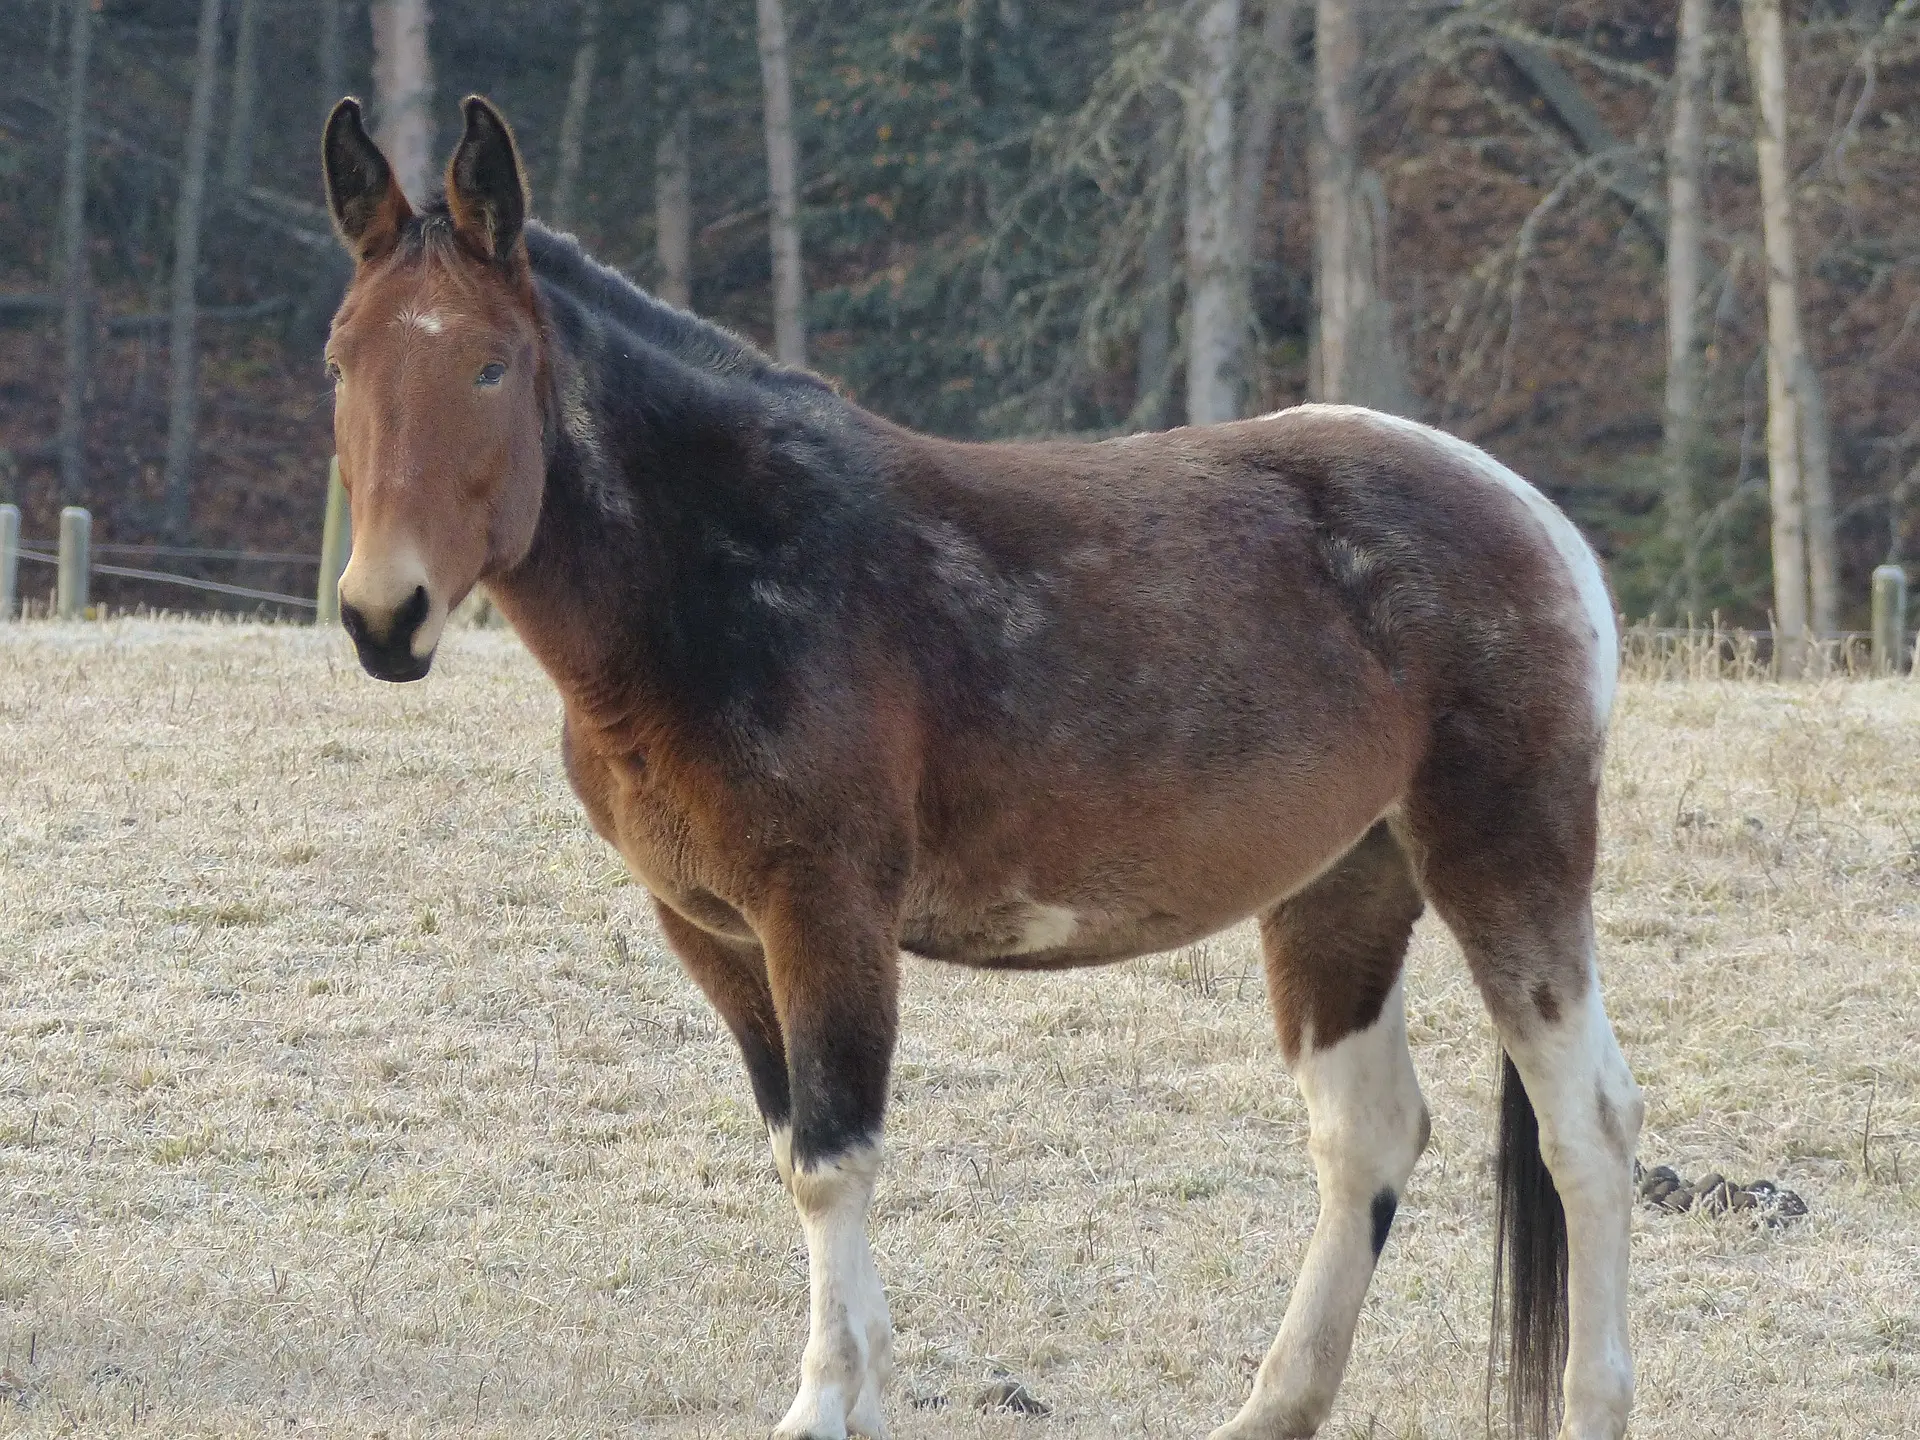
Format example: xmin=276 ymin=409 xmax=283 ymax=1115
xmin=323 ymin=97 xmax=413 ymax=263
xmin=446 ymin=96 xmax=529 ymax=267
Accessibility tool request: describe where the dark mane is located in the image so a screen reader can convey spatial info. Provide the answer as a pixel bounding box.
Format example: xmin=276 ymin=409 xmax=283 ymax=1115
xmin=391 ymin=200 xmax=467 ymax=264
xmin=389 ymin=201 xmax=832 ymax=399
xmin=521 ymin=219 xmax=835 ymax=397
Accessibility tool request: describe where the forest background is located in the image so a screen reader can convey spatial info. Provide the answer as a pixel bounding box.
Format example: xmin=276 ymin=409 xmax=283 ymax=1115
xmin=3 ymin=0 xmax=1919 ymax=638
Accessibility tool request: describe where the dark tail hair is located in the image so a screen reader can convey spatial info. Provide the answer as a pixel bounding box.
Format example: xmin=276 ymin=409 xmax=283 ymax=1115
xmin=1489 ymin=1050 xmax=1568 ymax=1438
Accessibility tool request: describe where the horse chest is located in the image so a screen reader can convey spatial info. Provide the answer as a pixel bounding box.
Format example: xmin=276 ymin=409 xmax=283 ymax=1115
xmin=559 ymin=718 xmax=759 ymax=941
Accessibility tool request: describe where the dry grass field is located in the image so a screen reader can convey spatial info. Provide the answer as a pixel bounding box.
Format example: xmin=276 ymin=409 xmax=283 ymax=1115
xmin=1 ymin=620 xmax=1917 ymax=1438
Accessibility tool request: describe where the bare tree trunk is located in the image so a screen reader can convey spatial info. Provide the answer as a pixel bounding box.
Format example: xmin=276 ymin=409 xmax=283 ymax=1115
xmin=654 ymin=0 xmax=692 ymax=308
xmin=1664 ymin=0 xmax=1709 ymax=618
xmin=552 ymin=0 xmax=599 ymax=233
xmin=1226 ymin=0 xmax=1296 ymax=411
xmin=1741 ymin=0 xmax=1809 ymax=673
xmin=57 ymin=0 xmax=93 ymax=507
xmin=1234 ymin=2 xmax=1294 ymax=255
xmin=371 ymin=0 xmax=433 ymax=201
xmin=1185 ymin=0 xmax=1242 ymax=426
xmin=163 ymin=0 xmax=225 ymax=542
xmin=1312 ymin=0 xmax=1359 ymax=401
xmin=223 ymin=0 xmax=262 ymax=190
xmin=755 ymin=0 xmax=806 ymax=365
xmin=1134 ymin=98 xmax=1178 ymax=431
xmin=131 ymin=167 xmax=167 ymax=412
xmin=1798 ymin=350 xmax=1838 ymax=635
xmin=319 ymin=0 xmax=344 ymax=123
xmin=1310 ymin=0 xmax=1411 ymax=413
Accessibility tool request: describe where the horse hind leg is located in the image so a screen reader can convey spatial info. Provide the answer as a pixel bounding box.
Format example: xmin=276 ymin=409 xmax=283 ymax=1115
xmin=1401 ymin=744 xmax=1641 ymax=1440
xmin=1212 ymin=821 xmax=1429 ymax=1440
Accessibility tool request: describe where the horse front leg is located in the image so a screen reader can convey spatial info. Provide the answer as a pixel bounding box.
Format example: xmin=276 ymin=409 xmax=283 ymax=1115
xmin=652 ymin=901 xmax=793 ymax=1144
xmin=1215 ymin=823 xmax=1429 ymax=1439
xmin=755 ymin=879 xmax=901 ymax=1440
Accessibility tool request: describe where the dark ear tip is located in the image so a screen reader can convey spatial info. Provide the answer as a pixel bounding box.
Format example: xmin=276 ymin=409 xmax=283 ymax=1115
xmin=461 ymin=94 xmax=507 ymax=132
xmin=326 ymin=96 xmax=365 ymax=134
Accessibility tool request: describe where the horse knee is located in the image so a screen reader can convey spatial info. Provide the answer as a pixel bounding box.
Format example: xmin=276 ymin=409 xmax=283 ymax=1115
xmin=1295 ymin=978 xmax=1428 ymax=1200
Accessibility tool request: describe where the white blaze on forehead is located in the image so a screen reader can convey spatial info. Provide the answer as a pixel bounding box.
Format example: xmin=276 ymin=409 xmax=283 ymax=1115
xmin=396 ymin=306 xmax=445 ymax=335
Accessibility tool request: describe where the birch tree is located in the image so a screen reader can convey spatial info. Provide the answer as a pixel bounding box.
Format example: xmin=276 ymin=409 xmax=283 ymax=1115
xmin=56 ymin=0 xmax=93 ymax=505
xmin=320 ymin=0 xmax=344 ymax=119
xmin=655 ymin=0 xmax=692 ymax=308
xmin=371 ymin=0 xmax=433 ymax=201
xmin=1185 ymin=0 xmax=1241 ymax=425
xmin=1226 ymin=0 xmax=1298 ymax=413
xmin=1310 ymin=0 xmax=1411 ymax=412
xmin=1664 ymin=0 xmax=1709 ymax=618
xmin=1799 ymin=344 xmax=1839 ymax=636
xmin=1134 ymin=97 xmax=1178 ymax=431
xmin=1741 ymin=0 xmax=1810 ymax=670
xmin=552 ymin=0 xmax=599 ymax=232
xmin=1312 ymin=0 xmax=1360 ymax=402
xmin=756 ymin=0 xmax=806 ymax=364
xmin=162 ymin=0 xmax=225 ymax=541
xmin=223 ymin=0 xmax=262 ymax=190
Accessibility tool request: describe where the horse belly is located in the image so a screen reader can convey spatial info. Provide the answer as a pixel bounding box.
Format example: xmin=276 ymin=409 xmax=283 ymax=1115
xmin=900 ymin=780 xmax=1401 ymax=969
xmin=916 ymin=912 xmax=1228 ymax=969
xmin=898 ymin=895 xmax=1201 ymax=967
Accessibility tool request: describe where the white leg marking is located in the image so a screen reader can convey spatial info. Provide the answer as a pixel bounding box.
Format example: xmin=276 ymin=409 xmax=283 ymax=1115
xmin=1504 ymin=961 xmax=1641 ymax=1440
xmin=774 ymin=1142 xmax=893 ymax=1440
xmin=1212 ymin=979 xmax=1428 ymax=1440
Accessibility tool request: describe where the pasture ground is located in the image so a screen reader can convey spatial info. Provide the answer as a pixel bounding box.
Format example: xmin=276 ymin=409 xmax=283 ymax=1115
xmin=1 ymin=621 xmax=1917 ymax=1438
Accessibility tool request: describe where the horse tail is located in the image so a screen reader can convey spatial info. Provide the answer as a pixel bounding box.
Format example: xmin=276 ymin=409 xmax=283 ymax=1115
xmin=1489 ymin=1049 xmax=1568 ymax=1438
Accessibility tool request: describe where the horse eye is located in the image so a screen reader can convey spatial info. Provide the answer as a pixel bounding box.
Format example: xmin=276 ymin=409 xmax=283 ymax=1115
xmin=325 ymin=358 xmax=343 ymax=383
xmin=476 ymin=361 xmax=507 ymax=387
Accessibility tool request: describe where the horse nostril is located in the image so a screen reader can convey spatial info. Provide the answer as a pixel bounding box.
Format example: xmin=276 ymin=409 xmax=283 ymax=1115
xmin=393 ymin=585 xmax=430 ymax=643
xmin=338 ymin=587 xmax=434 ymax=681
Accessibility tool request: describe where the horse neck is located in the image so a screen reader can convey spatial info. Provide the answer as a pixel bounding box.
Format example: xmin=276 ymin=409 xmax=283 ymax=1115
xmin=483 ymin=312 xmax=775 ymax=729
xmin=483 ymin=456 xmax=646 ymax=719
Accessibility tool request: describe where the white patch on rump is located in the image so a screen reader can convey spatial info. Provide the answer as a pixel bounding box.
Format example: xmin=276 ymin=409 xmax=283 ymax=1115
xmin=1275 ymin=405 xmax=1620 ymax=729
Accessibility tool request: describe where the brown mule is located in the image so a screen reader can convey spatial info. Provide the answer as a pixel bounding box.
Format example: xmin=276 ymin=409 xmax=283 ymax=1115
xmin=321 ymin=95 xmax=1640 ymax=1440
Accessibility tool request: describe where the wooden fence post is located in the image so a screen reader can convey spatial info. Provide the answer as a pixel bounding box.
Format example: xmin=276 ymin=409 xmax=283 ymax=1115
xmin=1872 ymin=564 xmax=1908 ymax=676
xmin=317 ymin=455 xmax=349 ymax=625
xmin=0 ymin=504 xmax=18 ymax=622
xmin=57 ymin=505 xmax=91 ymax=619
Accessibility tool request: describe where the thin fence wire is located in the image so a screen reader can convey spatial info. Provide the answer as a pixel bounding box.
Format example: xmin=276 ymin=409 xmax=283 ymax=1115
xmin=15 ymin=548 xmax=318 ymax=610
xmin=92 ymin=543 xmax=319 ymax=564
